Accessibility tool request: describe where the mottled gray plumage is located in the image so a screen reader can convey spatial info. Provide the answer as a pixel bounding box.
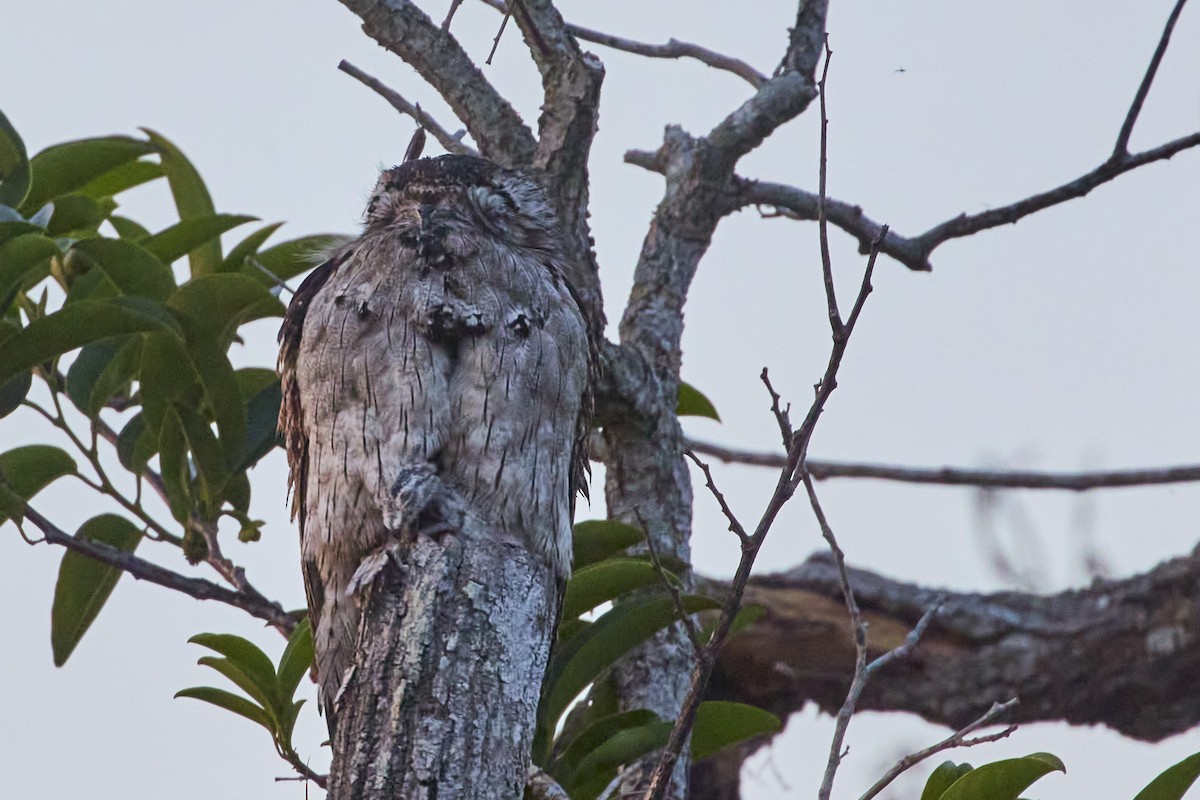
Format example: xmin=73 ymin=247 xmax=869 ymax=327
xmin=278 ymin=155 xmax=591 ymax=729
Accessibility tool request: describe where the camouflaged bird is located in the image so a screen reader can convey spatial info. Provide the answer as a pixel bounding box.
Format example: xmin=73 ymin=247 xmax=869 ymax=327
xmin=278 ymin=153 xmax=592 ymax=730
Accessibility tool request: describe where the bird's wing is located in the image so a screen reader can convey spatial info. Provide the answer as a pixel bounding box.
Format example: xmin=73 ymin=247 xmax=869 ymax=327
xmin=278 ymin=249 xmax=348 ymax=626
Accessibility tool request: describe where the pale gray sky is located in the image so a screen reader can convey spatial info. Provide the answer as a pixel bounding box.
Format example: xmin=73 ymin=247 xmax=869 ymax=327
xmin=3 ymin=1 xmax=1199 ymax=798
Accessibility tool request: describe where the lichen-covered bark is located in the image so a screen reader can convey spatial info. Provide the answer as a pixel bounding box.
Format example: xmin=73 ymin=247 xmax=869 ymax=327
xmin=329 ymin=533 xmax=557 ymax=799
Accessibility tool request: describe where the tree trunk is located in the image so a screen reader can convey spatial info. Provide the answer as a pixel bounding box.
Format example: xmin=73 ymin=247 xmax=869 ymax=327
xmin=329 ymin=530 xmax=558 ymax=799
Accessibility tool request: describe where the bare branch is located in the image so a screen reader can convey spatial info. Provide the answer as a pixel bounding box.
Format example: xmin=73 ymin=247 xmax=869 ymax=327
xmin=735 ymin=178 xmax=930 ymax=270
xmin=715 ymin=549 xmax=1200 ymax=744
xmin=916 ymin=131 xmax=1200 ymax=254
xmin=475 ymin=0 xmax=766 ymax=87
xmin=337 ymin=0 xmax=536 ymax=165
xmin=642 ymin=186 xmax=881 ymax=800
xmin=857 ymin=699 xmax=1019 ymax=800
xmin=632 ymin=126 xmax=1200 ymax=274
xmin=20 ymin=504 xmax=295 ymax=634
xmin=682 ymin=449 xmax=749 ymax=545
xmin=441 ymin=0 xmax=465 ymax=30
xmin=864 ymin=598 xmax=940 ymax=678
xmin=807 ymin=472 xmax=869 ymax=800
xmin=571 ymin=26 xmax=764 ymax=88
xmin=815 ymin=38 xmax=840 ymax=334
xmin=338 ymin=60 xmax=477 ymax=156
xmin=1114 ymin=0 xmax=1190 ymax=156
xmin=683 ymin=439 xmax=1200 ymax=491
xmin=485 ymin=2 xmax=515 ymax=65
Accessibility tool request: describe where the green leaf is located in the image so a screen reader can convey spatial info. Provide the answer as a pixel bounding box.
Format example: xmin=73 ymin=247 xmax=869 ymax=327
xmin=550 ymin=709 xmax=659 ymax=782
xmin=542 ymin=593 xmax=721 ymax=733
xmin=0 ymin=368 xmax=30 ymax=419
xmin=699 ymin=603 xmax=765 ymax=645
xmin=0 ymin=320 xmax=30 ymax=418
xmin=922 ymin=761 xmax=975 ymax=800
xmin=572 ymin=519 xmax=645 ymax=571
xmin=0 ymin=233 xmax=59 ymax=312
xmin=563 ymin=558 xmax=677 ymax=620
xmin=139 ymin=213 xmax=256 ymax=267
xmin=0 ymin=110 xmax=31 ymax=208
xmin=158 ymin=405 xmax=192 ymax=524
xmin=691 ymin=701 xmax=781 ymax=760
xmin=1133 ymin=752 xmax=1200 ymax=800
xmin=50 ymin=514 xmax=143 ymax=666
xmin=116 ymin=413 xmax=157 ymax=474
xmin=21 ymin=136 xmax=154 ymax=215
xmin=0 ymin=295 xmax=181 ymax=386
xmin=247 ymin=234 xmax=349 ymax=285
xmin=234 ymin=376 xmax=281 ymax=471
xmin=549 ymin=681 xmax=624 ymax=767
xmin=235 ymin=367 xmax=279 ymax=397
xmin=168 ymin=272 xmax=285 ymax=340
xmin=62 ymin=259 xmax=119 ymax=305
xmin=177 ymin=318 xmax=247 ymax=469
xmin=567 ymin=718 xmax=673 ymax=800
xmin=139 ymin=330 xmax=202 ymax=435
xmin=938 ymin=752 xmax=1065 ymax=800
xmin=174 ymin=403 xmax=229 ymax=515
xmin=0 ymin=219 xmax=44 ymax=244
xmin=677 ymin=381 xmax=720 ymax=421
xmin=78 ymin=159 xmax=163 ymax=198
xmin=174 ymin=686 xmax=274 ymax=734
xmin=45 ymin=193 xmax=110 ymax=236
xmin=142 ymin=129 xmax=221 ymax=278
xmin=188 ymin=632 xmax=283 ymax=714
xmin=109 ymin=215 xmax=151 ymax=240
xmin=65 ymin=336 xmax=140 ymax=416
xmin=0 ymin=444 xmax=76 ymax=526
xmin=222 ymin=222 xmax=284 ymax=273
xmin=280 ymin=698 xmax=307 ymax=744
xmin=195 ymin=657 xmax=279 ymax=725
xmin=225 ymin=472 xmax=251 ymax=514
xmin=277 ymin=617 xmax=314 ymax=703
xmin=72 ymin=238 xmax=176 ymax=301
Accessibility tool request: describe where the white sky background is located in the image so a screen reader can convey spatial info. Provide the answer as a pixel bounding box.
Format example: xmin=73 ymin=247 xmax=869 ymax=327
xmin=2 ymin=1 xmax=1199 ymax=798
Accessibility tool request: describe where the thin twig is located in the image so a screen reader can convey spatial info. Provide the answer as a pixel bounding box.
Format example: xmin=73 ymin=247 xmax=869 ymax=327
xmin=1113 ymin=0 xmax=1189 ymax=156
xmin=806 ymin=471 xmax=867 ymax=800
xmin=864 ymin=599 xmax=941 ymax=678
xmin=683 ymin=439 xmax=1200 ymax=491
xmin=643 ymin=158 xmax=888 ymax=800
xmin=816 ymin=37 xmax=840 ymax=334
xmin=574 ymin=26 xmax=765 ymax=87
xmin=682 ymin=449 xmax=750 ymax=545
xmin=441 ymin=0 xmax=465 ymax=30
xmin=857 ymin=699 xmax=1020 ymax=800
xmin=20 ymin=504 xmax=295 ymax=634
xmin=277 ymin=746 xmax=328 ymax=789
xmin=760 ymin=369 xmax=793 ymax=450
xmin=337 ymin=60 xmax=477 ymax=156
xmin=636 ymin=507 xmax=705 ymax=653
xmin=474 ymin=0 xmax=766 ymax=87
xmin=485 ymin=3 xmax=515 ymax=65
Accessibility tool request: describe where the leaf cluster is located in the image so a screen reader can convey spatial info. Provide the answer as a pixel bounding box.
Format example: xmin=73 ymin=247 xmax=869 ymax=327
xmin=919 ymin=750 xmax=1200 ymax=800
xmin=0 ymin=110 xmax=343 ymax=662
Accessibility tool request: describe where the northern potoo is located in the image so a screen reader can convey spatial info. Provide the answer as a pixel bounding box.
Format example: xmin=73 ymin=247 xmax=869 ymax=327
xmin=278 ymin=154 xmax=591 ymax=729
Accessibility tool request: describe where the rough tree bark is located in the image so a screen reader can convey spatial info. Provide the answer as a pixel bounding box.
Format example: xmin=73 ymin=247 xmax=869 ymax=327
xmin=692 ymin=550 xmax=1200 ymax=799
xmin=331 ymin=533 xmax=557 ymax=798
